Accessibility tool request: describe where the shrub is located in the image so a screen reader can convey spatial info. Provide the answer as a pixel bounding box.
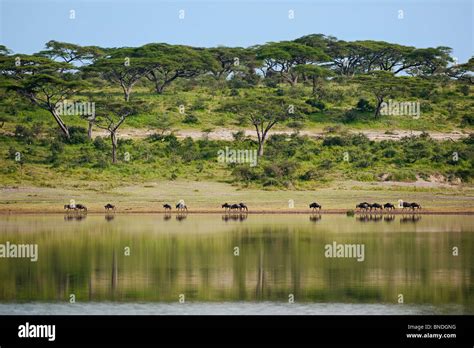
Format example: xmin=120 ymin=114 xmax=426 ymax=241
xmin=232 ymin=130 xmax=245 ymax=142
xmin=461 ymin=114 xmax=474 ymax=126
xmin=93 ymin=137 xmax=108 ymax=150
xmin=305 ymin=99 xmax=326 ymax=111
xmin=182 ymin=114 xmax=199 ymax=124
xmin=322 ymin=136 xmax=347 ymax=147
xmin=14 ymin=125 xmax=34 ymax=142
xmin=356 ymin=98 xmax=374 ymax=112
xmin=341 ymin=109 xmax=358 ymax=123
xmin=65 ymin=126 xmax=88 ymax=144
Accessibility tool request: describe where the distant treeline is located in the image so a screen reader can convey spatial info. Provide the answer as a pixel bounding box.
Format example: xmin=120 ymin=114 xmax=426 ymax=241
xmin=0 ymin=35 xmax=472 ymax=169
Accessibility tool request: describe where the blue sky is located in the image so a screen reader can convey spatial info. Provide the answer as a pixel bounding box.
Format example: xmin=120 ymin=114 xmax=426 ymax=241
xmin=1 ymin=0 xmax=472 ymax=63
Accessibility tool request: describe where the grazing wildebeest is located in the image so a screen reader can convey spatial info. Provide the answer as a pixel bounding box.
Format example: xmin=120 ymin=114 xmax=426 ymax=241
xmin=309 ymin=202 xmax=322 ymax=211
xmin=104 ymin=203 xmax=116 ymax=212
xmin=383 ymin=203 xmax=395 ymax=211
xmin=239 ymin=203 xmax=248 ymax=211
xmin=228 ymin=204 xmax=239 ymax=211
xmin=163 ymin=204 xmax=172 ymax=211
xmin=222 ymin=203 xmax=230 ymax=211
xmin=402 ymin=201 xmax=412 ymax=210
xmin=64 ymin=204 xmax=74 ymax=211
xmin=75 ymin=204 xmax=87 ymax=212
xmin=410 ymin=202 xmax=422 ymax=210
xmin=370 ymin=203 xmax=383 ymax=212
xmin=176 ymin=202 xmax=187 ymax=211
xmin=356 ymin=202 xmax=370 ymax=211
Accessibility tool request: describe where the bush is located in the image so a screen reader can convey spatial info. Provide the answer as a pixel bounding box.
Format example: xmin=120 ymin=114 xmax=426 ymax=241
xmin=356 ymin=98 xmax=374 ymax=112
xmin=457 ymin=84 xmax=470 ymax=96
xmin=300 ymin=169 xmax=319 ymax=181
xmin=232 ymin=130 xmax=245 ymax=142
xmin=182 ymin=114 xmax=199 ymax=124
xmin=14 ymin=125 xmax=34 ymax=142
xmin=341 ymin=109 xmax=358 ymax=123
xmin=305 ymin=99 xmax=326 ymax=111
xmin=65 ymin=126 xmax=88 ymax=144
xmin=93 ymin=137 xmax=108 ymax=151
xmin=322 ymin=136 xmax=347 ymax=147
xmin=461 ymin=114 xmax=474 ymax=126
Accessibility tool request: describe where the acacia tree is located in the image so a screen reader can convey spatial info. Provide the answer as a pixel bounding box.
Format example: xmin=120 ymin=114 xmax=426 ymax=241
xmin=447 ymin=57 xmax=474 ymax=84
xmin=208 ymin=46 xmax=246 ymax=80
xmin=0 ymin=54 xmax=86 ymax=138
xmin=95 ymin=101 xmax=144 ymax=163
xmin=139 ymin=43 xmax=217 ymax=94
xmin=36 ymin=40 xmax=104 ymax=66
xmin=293 ymin=64 xmax=333 ymax=95
xmin=223 ymin=95 xmax=300 ymax=156
xmin=256 ymin=41 xmax=330 ymax=86
xmin=86 ymin=47 xmax=151 ymax=101
xmin=357 ymin=71 xmax=433 ymax=117
xmin=356 ymin=71 xmax=404 ymax=117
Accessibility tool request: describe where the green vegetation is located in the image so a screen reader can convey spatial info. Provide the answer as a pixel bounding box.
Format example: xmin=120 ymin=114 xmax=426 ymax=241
xmin=0 ymin=36 xmax=473 ymax=190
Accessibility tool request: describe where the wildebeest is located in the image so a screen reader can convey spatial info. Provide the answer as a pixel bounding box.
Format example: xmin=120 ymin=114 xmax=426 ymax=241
xmin=230 ymin=203 xmax=240 ymax=211
xmin=239 ymin=203 xmax=248 ymax=211
xmin=75 ymin=204 xmax=87 ymax=212
xmin=64 ymin=204 xmax=74 ymax=211
xmin=222 ymin=203 xmax=230 ymax=211
xmin=309 ymin=202 xmax=322 ymax=211
xmin=369 ymin=203 xmax=383 ymax=211
xmin=383 ymin=203 xmax=395 ymax=211
xmin=356 ymin=202 xmax=370 ymax=211
xmin=104 ymin=203 xmax=116 ymax=211
xmin=402 ymin=201 xmax=422 ymax=211
xmin=163 ymin=204 xmax=172 ymax=211
xmin=176 ymin=202 xmax=187 ymax=211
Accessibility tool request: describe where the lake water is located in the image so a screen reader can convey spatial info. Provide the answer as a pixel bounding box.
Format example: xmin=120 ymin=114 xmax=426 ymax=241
xmin=0 ymin=214 xmax=472 ymax=315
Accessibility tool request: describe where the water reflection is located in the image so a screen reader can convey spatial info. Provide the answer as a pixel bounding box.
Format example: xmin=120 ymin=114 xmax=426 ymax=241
xmin=176 ymin=213 xmax=188 ymax=221
xmin=309 ymin=214 xmax=322 ymax=222
xmin=222 ymin=213 xmax=248 ymax=222
xmin=64 ymin=213 xmax=87 ymax=222
xmin=105 ymin=214 xmax=115 ymax=222
xmin=0 ymin=214 xmax=472 ymax=313
xmin=356 ymin=214 xmax=383 ymax=222
xmin=400 ymin=215 xmax=422 ymax=224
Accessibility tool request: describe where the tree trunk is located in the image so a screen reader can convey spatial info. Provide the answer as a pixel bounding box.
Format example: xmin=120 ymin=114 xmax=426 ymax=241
xmin=51 ymin=109 xmax=70 ymax=139
xmin=87 ymin=121 xmax=93 ymax=140
xmin=257 ymin=135 xmax=265 ymax=157
xmin=120 ymin=83 xmax=131 ymax=102
xmin=111 ymin=132 xmax=118 ymax=164
xmin=155 ymin=82 xmax=165 ymax=94
xmin=374 ymin=96 xmax=384 ymax=118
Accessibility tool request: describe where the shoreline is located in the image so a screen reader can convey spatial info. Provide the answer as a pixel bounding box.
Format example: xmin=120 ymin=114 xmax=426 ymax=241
xmin=1 ymin=209 xmax=473 ymax=215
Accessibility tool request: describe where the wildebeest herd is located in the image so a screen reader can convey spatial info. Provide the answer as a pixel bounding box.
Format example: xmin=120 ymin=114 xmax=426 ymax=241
xmin=355 ymin=201 xmax=421 ymax=212
xmin=63 ymin=200 xmax=422 ymax=213
xmin=221 ymin=203 xmax=248 ymax=212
